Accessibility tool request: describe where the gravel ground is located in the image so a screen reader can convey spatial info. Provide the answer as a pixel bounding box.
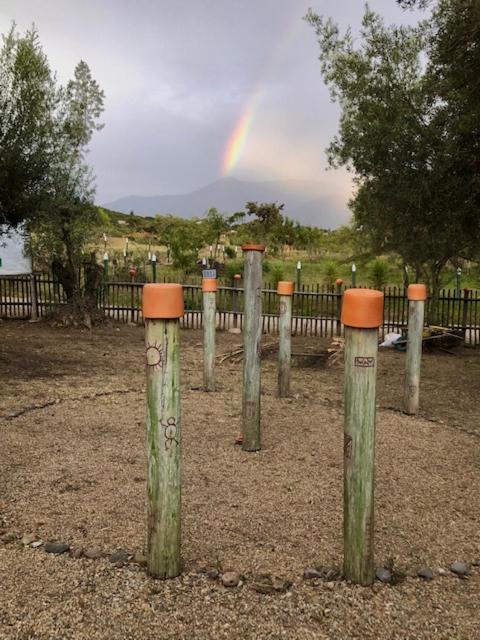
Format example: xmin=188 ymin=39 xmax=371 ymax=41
xmin=0 ymin=320 xmax=479 ymax=639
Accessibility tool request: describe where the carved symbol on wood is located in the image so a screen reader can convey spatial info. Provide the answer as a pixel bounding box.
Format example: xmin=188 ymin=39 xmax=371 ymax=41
xmin=279 ymin=301 xmax=287 ymax=315
xmin=354 ymin=356 xmax=375 ymax=368
xmin=146 ymin=342 xmax=163 ymax=369
xmin=161 ymin=417 xmax=179 ymax=450
xmin=344 ymin=434 xmax=352 ymax=459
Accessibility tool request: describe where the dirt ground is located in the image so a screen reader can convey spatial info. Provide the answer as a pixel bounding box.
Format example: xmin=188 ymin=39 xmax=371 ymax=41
xmin=0 ymin=319 xmax=479 ymax=640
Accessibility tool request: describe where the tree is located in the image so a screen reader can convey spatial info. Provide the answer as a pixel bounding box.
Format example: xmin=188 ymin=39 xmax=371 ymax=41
xmin=0 ymin=24 xmax=105 ymax=312
xmin=31 ymin=59 xmax=105 ymax=305
xmin=0 ymin=25 xmax=57 ymax=228
xmin=203 ymin=208 xmax=230 ymax=259
xmin=305 ymin=7 xmax=480 ymax=304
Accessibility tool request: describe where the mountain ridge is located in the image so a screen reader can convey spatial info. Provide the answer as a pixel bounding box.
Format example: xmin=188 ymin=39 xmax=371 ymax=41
xmin=103 ymin=177 xmax=350 ymax=229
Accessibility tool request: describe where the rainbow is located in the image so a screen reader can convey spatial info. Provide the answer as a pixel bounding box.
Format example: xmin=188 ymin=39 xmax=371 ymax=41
xmin=222 ymin=101 xmax=255 ymax=176
xmin=221 ymin=8 xmax=306 ymax=176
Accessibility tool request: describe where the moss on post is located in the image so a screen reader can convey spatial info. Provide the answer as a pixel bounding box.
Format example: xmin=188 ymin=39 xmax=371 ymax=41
xmin=143 ymin=283 xmax=184 ymax=579
xmin=342 ymin=288 xmax=384 ymax=586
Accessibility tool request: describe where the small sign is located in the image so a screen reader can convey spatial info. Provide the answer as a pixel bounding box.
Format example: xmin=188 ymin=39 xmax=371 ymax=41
xmin=202 ymin=269 xmax=216 ymax=279
xmin=354 ymin=357 xmax=375 ymax=368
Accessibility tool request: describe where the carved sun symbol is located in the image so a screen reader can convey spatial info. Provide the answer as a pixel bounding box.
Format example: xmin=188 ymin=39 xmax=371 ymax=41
xmin=145 ymin=341 xmax=163 ymax=368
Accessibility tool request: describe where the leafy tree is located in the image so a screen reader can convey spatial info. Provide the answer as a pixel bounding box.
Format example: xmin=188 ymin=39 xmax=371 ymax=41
xmin=0 ymin=25 xmax=56 ymax=228
xmin=32 ymin=59 xmax=105 ymax=304
xmin=203 ymin=208 xmax=230 ymax=259
xmin=305 ymin=6 xmax=480 ymax=306
xmin=161 ymin=217 xmax=202 ymax=275
xmin=0 ymin=24 xmax=105 ymax=314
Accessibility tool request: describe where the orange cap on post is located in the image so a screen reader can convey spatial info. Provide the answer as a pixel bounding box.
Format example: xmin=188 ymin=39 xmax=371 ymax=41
xmin=143 ymin=283 xmax=184 ymax=319
xmin=277 ymin=281 xmax=294 ymax=296
xmin=336 ymin=278 xmax=344 ymax=286
xmin=241 ymin=244 xmax=266 ymax=252
xmin=202 ymin=278 xmax=218 ymax=293
xmin=233 ymin=273 xmax=242 ymax=280
xmin=341 ymin=289 xmax=384 ymax=329
xmin=408 ymin=284 xmax=427 ymax=301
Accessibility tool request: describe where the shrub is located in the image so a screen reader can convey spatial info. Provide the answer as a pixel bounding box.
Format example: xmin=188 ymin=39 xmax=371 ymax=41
xmin=369 ymin=259 xmax=389 ymax=290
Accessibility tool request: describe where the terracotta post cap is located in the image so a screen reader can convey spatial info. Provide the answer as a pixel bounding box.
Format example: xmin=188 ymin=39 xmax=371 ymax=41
xmin=335 ymin=278 xmax=344 ymax=286
xmin=233 ymin=274 xmax=242 ymax=280
xmin=277 ymin=281 xmax=294 ymax=296
xmin=143 ymin=283 xmax=184 ymax=319
xmin=241 ymin=244 xmax=266 ymax=252
xmin=202 ymin=278 xmax=218 ymax=293
xmin=408 ymin=284 xmax=427 ymax=301
xmin=341 ymin=288 xmax=384 ymax=329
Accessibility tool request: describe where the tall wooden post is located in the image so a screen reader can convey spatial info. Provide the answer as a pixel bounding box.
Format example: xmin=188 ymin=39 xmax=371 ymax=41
xmin=342 ymin=288 xmax=384 ymax=586
xmin=335 ymin=278 xmax=343 ymax=336
xmin=277 ymin=281 xmax=294 ymax=397
xmin=241 ymin=244 xmax=265 ymax=451
xmin=202 ymin=278 xmax=217 ymax=392
xmin=462 ymin=288 xmax=470 ymax=333
xmin=404 ymin=284 xmax=427 ymax=415
xmin=232 ymin=273 xmax=241 ymax=329
xmin=29 ymin=273 xmax=38 ymax=321
xmin=143 ymin=283 xmax=184 ymax=579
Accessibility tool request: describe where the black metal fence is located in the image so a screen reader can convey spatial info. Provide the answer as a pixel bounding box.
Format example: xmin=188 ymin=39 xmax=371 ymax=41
xmin=1 ymin=274 xmax=480 ymax=343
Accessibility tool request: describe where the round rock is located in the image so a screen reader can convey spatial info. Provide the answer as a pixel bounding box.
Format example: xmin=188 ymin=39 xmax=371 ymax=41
xmin=221 ymin=571 xmax=241 ymax=587
xmin=303 ymin=568 xmax=323 ymax=580
xmin=417 ymin=568 xmax=434 ymax=581
xmin=375 ymin=567 xmax=392 ymax=584
xmin=44 ymin=542 xmax=70 ymax=554
xmin=450 ymin=561 xmax=468 ymax=577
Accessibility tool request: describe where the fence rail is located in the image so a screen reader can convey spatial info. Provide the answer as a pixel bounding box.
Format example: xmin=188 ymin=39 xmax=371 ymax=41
xmin=2 ymin=274 xmax=480 ymax=343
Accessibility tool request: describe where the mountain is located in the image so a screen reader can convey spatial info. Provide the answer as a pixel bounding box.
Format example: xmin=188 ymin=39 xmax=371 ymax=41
xmin=103 ymin=177 xmax=350 ymax=229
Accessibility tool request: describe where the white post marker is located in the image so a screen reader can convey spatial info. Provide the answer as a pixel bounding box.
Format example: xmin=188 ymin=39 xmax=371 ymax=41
xmin=202 ymin=277 xmax=217 ymax=392
xmin=143 ymin=283 xmax=184 ymax=579
xmin=277 ymin=281 xmax=294 ymax=397
xmin=342 ymin=288 xmax=384 ymax=586
xmin=404 ymin=284 xmax=427 ymax=415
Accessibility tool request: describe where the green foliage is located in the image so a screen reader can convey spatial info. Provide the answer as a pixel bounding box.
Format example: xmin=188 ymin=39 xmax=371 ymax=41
xmin=224 ymin=260 xmax=244 ymax=282
xmin=0 ymin=25 xmax=57 ymax=227
xmin=224 ymin=245 xmax=236 ymax=259
xmin=305 ymin=4 xmax=480 ymax=301
xmin=323 ymin=260 xmax=338 ymax=287
xmin=265 ymin=262 xmax=285 ymax=288
xmin=368 ymin=259 xmax=390 ymax=290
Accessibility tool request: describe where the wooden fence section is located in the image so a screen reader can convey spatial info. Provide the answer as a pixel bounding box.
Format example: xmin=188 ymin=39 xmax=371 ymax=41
xmin=2 ymin=275 xmax=480 ymax=343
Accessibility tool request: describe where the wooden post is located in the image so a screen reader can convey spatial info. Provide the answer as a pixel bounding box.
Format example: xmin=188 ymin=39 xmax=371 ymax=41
xmin=462 ymin=288 xmax=470 ymax=333
xmin=232 ymin=273 xmax=241 ymax=329
xmin=277 ymin=281 xmax=294 ymax=397
xmin=143 ymin=283 xmax=184 ymax=579
xmin=335 ymin=278 xmax=343 ymax=336
xmin=404 ymin=284 xmax=427 ymax=415
xmin=202 ymin=278 xmax=217 ymax=391
xmin=29 ymin=273 xmax=38 ymax=320
xmin=241 ymin=244 xmax=265 ymax=451
xmin=342 ymin=288 xmax=384 ymax=586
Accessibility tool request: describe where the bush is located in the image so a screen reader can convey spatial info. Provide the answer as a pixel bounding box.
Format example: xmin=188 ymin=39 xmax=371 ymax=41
xmin=266 ymin=263 xmax=285 ymax=288
xmin=369 ymin=259 xmax=389 ymax=290
xmin=323 ymin=260 xmax=337 ymax=287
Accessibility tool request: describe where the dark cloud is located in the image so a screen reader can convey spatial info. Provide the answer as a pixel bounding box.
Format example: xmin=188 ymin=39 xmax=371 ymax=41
xmin=0 ymin=0 xmax=425 ymax=218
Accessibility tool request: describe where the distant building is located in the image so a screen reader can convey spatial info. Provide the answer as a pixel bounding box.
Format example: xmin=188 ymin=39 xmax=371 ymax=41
xmin=0 ymin=226 xmax=31 ymax=274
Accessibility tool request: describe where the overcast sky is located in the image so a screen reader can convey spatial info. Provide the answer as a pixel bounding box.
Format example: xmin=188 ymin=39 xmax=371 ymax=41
xmin=0 ymin=1 xmax=424 ymax=215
